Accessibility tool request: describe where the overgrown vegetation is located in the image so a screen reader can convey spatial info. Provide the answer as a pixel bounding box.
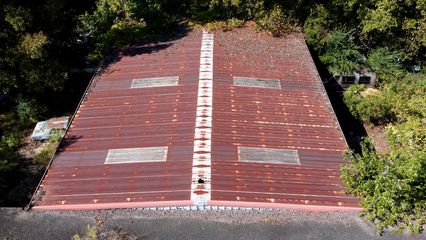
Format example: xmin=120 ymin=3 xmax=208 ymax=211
xmin=1 ymin=0 xmax=425 ymax=234
xmin=342 ymin=73 xmax=426 ymax=233
xmin=33 ymin=130 xmax=63 ymax=165
xmin=0 ymin=0 xmax=91 ymax=205
xmin=342 ymin=138 xmax=426 ymax=233
xmin=203 ymin=18 xmax=244 ymax=31
xmin=73 ymin=225 xmax=139 ymax=240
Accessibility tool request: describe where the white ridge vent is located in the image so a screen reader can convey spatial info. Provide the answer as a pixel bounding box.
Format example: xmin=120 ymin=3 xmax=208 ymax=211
xmin=105 ymin=147 xmax=168 ymax=164
xmin=131 ymin=76 xmax=179 ymax=88
xmin=191 ymin=29 xmax=214 ymax=206
xmin=238 ymin=147 xmax=300 ymax=165
xmin=233 ymin=77 xmax=281 ymax=89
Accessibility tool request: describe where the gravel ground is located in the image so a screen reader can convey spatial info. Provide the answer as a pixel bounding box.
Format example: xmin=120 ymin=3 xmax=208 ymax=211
xmin=1 ymin=208 xmax=424 ymax=240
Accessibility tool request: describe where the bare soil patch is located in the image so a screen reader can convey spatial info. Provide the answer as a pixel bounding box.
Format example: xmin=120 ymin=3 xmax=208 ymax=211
xmin=364 ymin=124 xmax=390 ymax=154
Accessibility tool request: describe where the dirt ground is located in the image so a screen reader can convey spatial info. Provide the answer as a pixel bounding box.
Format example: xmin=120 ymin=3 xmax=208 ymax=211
xmin=364 ymin=124 xmax=390 ymax=154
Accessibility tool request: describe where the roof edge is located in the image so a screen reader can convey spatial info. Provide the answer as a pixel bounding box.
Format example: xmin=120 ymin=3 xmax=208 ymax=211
xmin=32 ymin=200 xmax=194 ymax=211
xmin=208 ymin=200 xmax=362 ymax=212
xmin=301 ymin=37 xmax=350 ymax=150
xmin=32 ymin=200 xmax=362 ymax=212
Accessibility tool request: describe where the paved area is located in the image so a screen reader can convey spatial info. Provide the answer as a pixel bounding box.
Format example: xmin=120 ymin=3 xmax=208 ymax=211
xmin=0 ymin=208 xmax=423 ymax=239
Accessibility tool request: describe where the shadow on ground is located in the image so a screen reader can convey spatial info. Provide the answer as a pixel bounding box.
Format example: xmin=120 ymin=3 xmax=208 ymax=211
xmin=308 ymin=46 xmax=367 ymax=152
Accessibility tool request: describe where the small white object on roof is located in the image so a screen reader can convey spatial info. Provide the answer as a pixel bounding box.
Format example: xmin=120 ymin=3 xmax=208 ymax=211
xmin=31 ymin=116 xmax=69 ymax=141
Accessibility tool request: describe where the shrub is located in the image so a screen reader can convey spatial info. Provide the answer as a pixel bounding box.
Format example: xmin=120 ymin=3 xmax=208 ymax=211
xmin=386 ymin=118 xmax=426 ymax=153
xmin=366 ymin=47 xmax=404 ymax=83
xmin=1 ymin=132 xmax=21 ymax=149
xmin=385 ymin=73 xmax=426 ymax=120
xmin=48 ymin=129 xmax=63 ymax=144
xmin=106 ymin=19 xmax=147 ymax=48
xmin=256 ymin=5 xmax=298 ymax=37
xmin=355 ymin=93 xmax=395 ymax=125
xmin=16 ymin=98 xmax=45 ymax=125
xmin=303 ymin=4 xmax=331 ymax=50
xmin=33 ymin=130 xmax=63 ymax=165
xmin=73 ymin=225 xmax=97 ymax=240
xmin=73 ymin=224 xmax=138 ymax=240
xmin=343 ymin=84 xmax=395 ymax=125
xmin=343 ymin=84 xmax=365 ymax=117
xmin=319 ymin=30 xmax=361 ymax=76
xmin=34 ymin=144 xmax=56 ymax=165
xmin=204 ymin=18 xmax=244 ymax=31
xmin=342 ymin=139 xmax=426 ymax=234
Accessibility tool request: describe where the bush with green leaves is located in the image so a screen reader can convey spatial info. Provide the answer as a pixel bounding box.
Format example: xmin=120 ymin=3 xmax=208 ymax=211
xmin=342 ymin=72 xmax=426 ymax=233
xmin=342 ymin=139 xmax=426 ymax=234
xmin=73 ymin=224 xmax=138 ymax=240
xmin=386 ymin=118 xmax=426 ymax=153
xmin=16 ymin=98 xmax=45 ymax=125
xmin=319 ymin=30 xmax=362 ymax=76
xmin=256 ymin=5 xmax=298 ymax=37
xmin=34 ymin=145 xmax=56 ymax=165
xmin=204 ymin=18 xmax=244 ymax=31
xmin=343 ymin=84 xmax=395 ymax=125
xmin=366 ymin=47 xmax=404 ymax=83
xmin=385 ymin=73 xmax=426 ymax=120
xmin=78 ymin=0 xmax=147 ymax=62
xmin=73 ymin=225 xmax=97 ymax=240
xmin=303 ymin=4 xmax=332 ymax=51
xmin=34 ymin=130 xmax=64 ymax=165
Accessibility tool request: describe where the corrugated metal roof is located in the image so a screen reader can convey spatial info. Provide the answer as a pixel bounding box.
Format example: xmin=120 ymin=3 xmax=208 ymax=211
xmin=31 ymin=27 xmax=359 ymax=211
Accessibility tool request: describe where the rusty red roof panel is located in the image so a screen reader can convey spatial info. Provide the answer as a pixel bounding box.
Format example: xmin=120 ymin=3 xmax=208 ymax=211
xmin=209 ymin=29 xmax=358 ymax=210
xmin=32 ymin=27 xmax=359 ymax=211
xmin=33 ymin=30 xmax=202 ymax=209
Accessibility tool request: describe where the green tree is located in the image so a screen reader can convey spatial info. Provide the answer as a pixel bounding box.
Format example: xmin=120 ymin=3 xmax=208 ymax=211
xmin=385 ymin=73 xmax=426 ymax=120
xmin=303 ymin=5 xmax=332 ymax=50
xmin=0 ymin=1 xmax=89 ymax=97
xmin=366 ymin=47 xmax=404 ymax=83
xmin=256 ymin=5 xmax=298 ymax=37
xmin=319 ymin=30 xmax=362 ymax=76
xmin=361 ymin=0 xmax=426 ymax=60
xmin=78 ymin=0 xmax=147 ymax=59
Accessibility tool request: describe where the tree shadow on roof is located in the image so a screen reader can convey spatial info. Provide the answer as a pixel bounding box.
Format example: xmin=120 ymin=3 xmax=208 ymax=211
xmin=57 ymin=134 xmax=84 ymax=152
xmin=100 ymin=24 xmax=193 ymax=70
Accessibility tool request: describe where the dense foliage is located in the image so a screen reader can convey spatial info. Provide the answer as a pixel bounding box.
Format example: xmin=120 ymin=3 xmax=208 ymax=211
xmin=0 ymin=0 xmax=91 ymax=204
xmin=344 ymin=74 xmax=425 ymax=127
xmin=342 ymin=138 xmax=426 ymax=233
xmin=342 ymin=73 xmax=426 ymax=233
xmin=304 ymin=1 xmax=425 ymax=76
